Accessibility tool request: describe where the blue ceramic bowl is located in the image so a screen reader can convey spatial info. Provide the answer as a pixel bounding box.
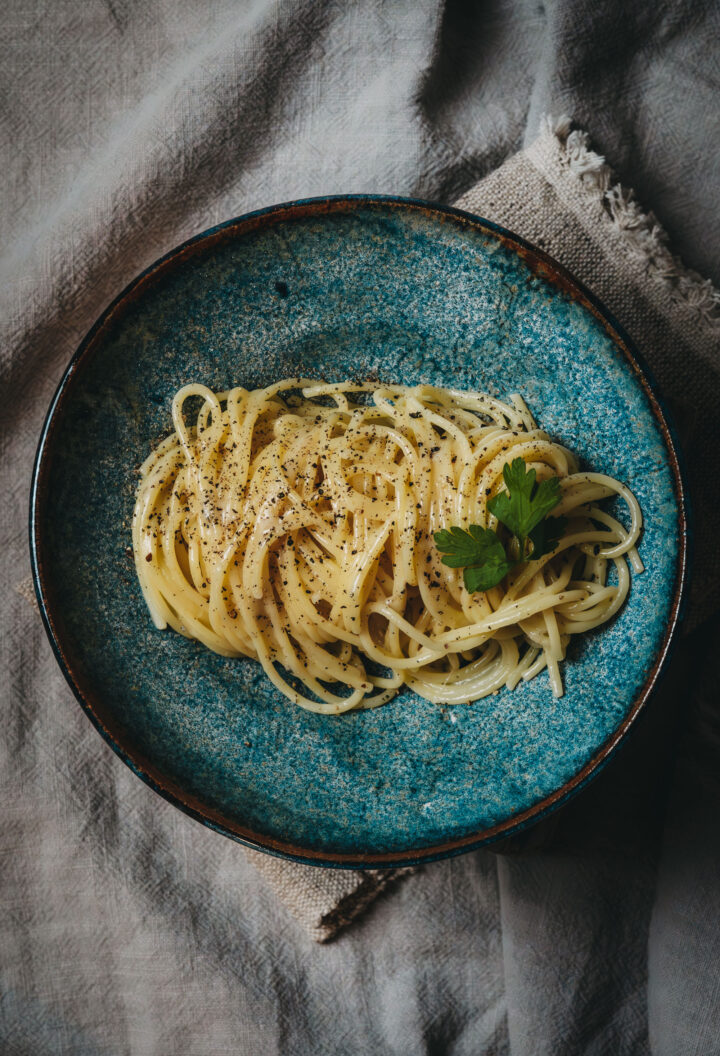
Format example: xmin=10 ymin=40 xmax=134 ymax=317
xmin=30 ymin=197 xmax=688 ymax=867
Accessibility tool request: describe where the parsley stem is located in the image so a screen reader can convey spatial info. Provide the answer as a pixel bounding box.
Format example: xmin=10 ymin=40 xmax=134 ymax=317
xmin=508 ymin=535 xmax=522 ymax=563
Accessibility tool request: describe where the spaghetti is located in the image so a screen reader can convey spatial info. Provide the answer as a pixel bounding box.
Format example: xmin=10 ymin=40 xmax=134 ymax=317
xmin=132 ymin=380 xmax=643 ymax=713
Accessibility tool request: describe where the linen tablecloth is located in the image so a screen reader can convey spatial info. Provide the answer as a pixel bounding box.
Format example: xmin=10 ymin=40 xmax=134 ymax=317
xmin=3 ymin=3 xmax=720 ymax=1053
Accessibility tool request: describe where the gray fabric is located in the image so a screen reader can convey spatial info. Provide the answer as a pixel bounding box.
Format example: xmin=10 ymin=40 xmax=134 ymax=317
xmin=2 ymin=2 xmax=720 ymax=1054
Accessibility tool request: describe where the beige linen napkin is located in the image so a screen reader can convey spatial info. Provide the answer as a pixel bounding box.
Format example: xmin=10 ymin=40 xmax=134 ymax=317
xmin=246 ymin=115 xmax=719 ymax=941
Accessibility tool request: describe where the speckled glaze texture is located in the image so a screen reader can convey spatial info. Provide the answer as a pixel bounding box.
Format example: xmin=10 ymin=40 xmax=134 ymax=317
xmin=31 ymin=198 xmax=686 ymax=866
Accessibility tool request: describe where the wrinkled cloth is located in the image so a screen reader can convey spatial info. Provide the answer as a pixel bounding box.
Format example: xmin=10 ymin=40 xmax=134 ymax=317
xmin=2 ymin=2 xmax=720 ymax=1054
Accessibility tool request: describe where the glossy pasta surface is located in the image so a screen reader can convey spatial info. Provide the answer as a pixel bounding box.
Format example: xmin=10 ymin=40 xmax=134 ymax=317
xmin=133 ymin=381 xmax=642 ymax=713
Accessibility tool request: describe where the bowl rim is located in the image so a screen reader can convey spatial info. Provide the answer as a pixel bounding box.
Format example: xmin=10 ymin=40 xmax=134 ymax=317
xmin=29 ymin=193 xmax=690 ymax=868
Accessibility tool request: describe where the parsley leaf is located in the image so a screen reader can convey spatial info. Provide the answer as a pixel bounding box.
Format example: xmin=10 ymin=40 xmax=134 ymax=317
xmin=433 ymin=525 xmax=502 ymax=568
xmin=528 ymin=515 xmax=567 ymax=560
xmin=434 ymin=525 xmax=513 ymax=592
xmin=488 ymin=458 xmax=564 ymax=555
xmin=462 ymin=557 xmax=514 ymax=593
xmin=433 ymin=459 xmax=567 ymax=594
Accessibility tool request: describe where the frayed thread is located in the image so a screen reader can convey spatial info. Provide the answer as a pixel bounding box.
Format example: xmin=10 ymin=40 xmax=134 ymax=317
xmin=541 ymin=115 xmax=720 ymax=326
